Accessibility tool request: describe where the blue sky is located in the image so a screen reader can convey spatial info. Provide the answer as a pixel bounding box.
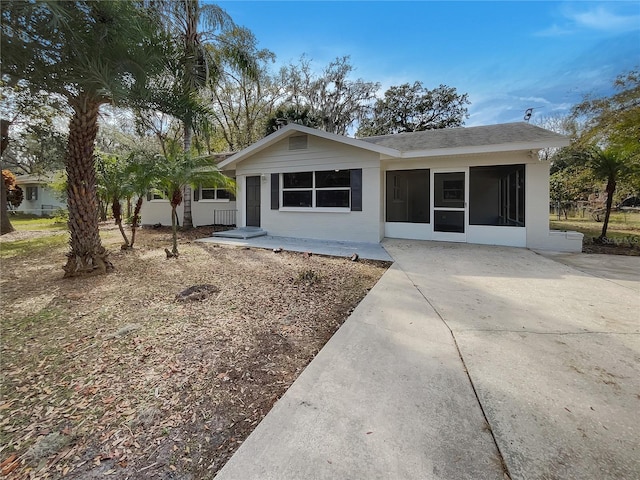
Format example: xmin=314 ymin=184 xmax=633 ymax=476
xmin=216 ymin=1 xmax=640 ymax=127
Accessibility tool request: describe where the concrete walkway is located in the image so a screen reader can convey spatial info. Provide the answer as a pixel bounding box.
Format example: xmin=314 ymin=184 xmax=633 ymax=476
xmin=198 ymin=235 xmax=393 ymax=262
xmin=215 ymin=240 xmax=640 ymax=480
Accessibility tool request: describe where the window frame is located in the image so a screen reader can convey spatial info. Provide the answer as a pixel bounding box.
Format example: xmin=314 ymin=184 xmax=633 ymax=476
xmin=280 ymin=170 xmax=351 ymax=211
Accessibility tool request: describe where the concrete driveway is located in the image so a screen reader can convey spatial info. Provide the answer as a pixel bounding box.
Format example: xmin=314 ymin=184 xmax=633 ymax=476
xmin=215 ymin=240 xmax=640 ymax=480
xmin=384 ymin=240 xmax=640 ymax=480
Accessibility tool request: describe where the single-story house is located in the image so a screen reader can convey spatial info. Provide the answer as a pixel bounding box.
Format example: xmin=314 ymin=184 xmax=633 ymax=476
xmin=14 ymin=173 xmax=66 ymax=216
xmin=142 ymin=122 xmax=583 ymax=252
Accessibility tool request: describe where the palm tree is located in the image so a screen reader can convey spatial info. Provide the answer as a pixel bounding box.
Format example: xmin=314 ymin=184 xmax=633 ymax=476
xmin=127 ymin=158 xmax=159 ymax=249
xmin=148 ymin=0 xmax=256 ymax=228
xmin=2 ymin=1 xmax=167 ymax=276
xmin=588 ymin=147 xmax=630 ymax=241
xmin=96 ymin=153 xmax=133 ymax=248
xmin=152 ymin=142 xmax=234 ymax=256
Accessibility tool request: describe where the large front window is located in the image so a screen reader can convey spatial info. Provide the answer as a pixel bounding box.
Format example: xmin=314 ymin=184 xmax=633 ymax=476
xmin=282 ymin=170 xmax=350 ymax=208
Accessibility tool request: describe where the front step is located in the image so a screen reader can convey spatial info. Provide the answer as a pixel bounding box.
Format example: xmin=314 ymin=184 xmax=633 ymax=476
xmin=212 ymin=227 xmax=267 ymax=239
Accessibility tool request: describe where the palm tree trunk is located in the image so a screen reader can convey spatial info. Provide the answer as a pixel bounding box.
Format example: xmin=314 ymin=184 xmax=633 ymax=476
xmin=112 ymin=197 xmax=130 ymax=248
xmin=63 ymin=98 xmax=113 ymax=277
xmin=171 ymin=205 xmax=179 ymax=255
xmin=182 ymin=123 xmax=194 ymax=229
xmin=599 ymin=179 xmax=616 ymax=240
xmin=130 ymin=196 xmax=144 ymax=248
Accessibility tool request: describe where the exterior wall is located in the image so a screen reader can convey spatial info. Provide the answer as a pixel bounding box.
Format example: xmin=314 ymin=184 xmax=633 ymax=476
xmin=140 ymin=199 xmax=184 ymax=226
xmin=15 ymin=183 xmax=66 ymax=216
xmin=235 ymin=135 xmax=382 ymax=243
xmin=191 ymin=199 xmax=237 ymax=227
xmin=525 ymin=162 xmax=583 ymax=251
xmin=140 ymin=199 xmax=236 ymax=227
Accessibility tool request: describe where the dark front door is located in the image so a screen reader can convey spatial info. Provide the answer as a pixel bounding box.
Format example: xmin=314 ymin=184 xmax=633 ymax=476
xmin=246 ymin=176 xmax=261 ymax=227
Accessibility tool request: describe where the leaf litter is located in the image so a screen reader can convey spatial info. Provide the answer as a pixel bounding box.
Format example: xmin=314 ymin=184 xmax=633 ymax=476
xmin=0 ymin=224 xmax=388 ymax=479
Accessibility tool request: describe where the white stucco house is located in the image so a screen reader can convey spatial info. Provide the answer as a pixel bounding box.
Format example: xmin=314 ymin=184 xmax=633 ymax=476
xmin=14 ymin=173 xmax=66 ymax=216
xmin=142 ymin=122 xmax=583 ymax=252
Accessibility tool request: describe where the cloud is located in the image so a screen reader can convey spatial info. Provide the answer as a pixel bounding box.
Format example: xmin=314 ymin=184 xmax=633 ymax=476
xmin=569 ymin=5 xmax=640 ymax=32
xmin=535 ymin=24 xmax=574 ymax=37
xmin=535 ymin=3 xmax=640 ymax=36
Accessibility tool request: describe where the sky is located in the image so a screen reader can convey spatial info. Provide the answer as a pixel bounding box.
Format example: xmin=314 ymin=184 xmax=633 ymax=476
xmin=215 ymin=0 xmax=640 ymax=127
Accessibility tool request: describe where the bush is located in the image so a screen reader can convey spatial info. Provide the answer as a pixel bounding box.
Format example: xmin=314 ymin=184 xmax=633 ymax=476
xmin=51 ymin=208 xmax=68 ymax=225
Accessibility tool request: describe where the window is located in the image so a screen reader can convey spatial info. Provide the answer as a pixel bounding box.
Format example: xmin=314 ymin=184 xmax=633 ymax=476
xmin=385 ymin=170 xmax=430 ymax=223
xmin=26 ymin=186 xmax=38 ymax=201
xmin=149 ymin=188 xmax=168 ymax=201
xmin=281 ymin=170 xmax=350 ymax=208
xmin=199 ymin=186 xmax=234 ymax=201
xmin=469 ymin=165 xmax=525 ymax=226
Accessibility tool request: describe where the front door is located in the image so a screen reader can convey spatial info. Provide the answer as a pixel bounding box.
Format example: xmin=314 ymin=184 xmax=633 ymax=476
xmin=432 ymin=170 xmax=467 ymax=242
xmin=246 ymin=176 xmax=261 ymax=227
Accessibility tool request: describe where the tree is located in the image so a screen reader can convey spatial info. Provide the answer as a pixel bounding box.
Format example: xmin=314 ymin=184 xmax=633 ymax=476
xmin=152 ymin=142 xmax=234 ymax=256
xmin=0 ymin=81 xmax=69 ymax=175
xmin=2 ymin=1 xmax=168 ymax=275
xmin=127 ymin=157 xmax=158 ymax=248
xmin=1 ymin=119 xmax=14 ymax=234
xmin=209 ymin=27 xmax=283 ymax=150
xmin=587 ymin=147 xmax=633 ymax=241
xmin=356 ymin=82 xmax=470 ymax=137
xmin=148 ymin=0 xmax=256 ymax=228
xmin=263 ymin=106 xmax=320 ymax=136
xmin=279 ymin=56 xmax=380 ymax=135
xmin=572 ymin=70 xmax=640 ymax=160
xmin=96 ymin=153 xmax=133 ymax=248
xmin=2 ymin=169 xmax=23 ymax=209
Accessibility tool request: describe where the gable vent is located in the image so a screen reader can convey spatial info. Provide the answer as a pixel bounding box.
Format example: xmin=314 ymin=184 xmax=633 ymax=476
xmin=289 ymin=135 xmax=308 ymax=150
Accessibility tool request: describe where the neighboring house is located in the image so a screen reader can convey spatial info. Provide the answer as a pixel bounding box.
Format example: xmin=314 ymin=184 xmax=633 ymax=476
xmin=213 ymin=122 xmax=582 ymax=252
xmin=14 ymin=173 xmax=66 ymax=216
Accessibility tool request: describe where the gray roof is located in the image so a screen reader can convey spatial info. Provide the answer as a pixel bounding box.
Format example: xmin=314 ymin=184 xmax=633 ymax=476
xmin=359 ymin=122 xmax=567 ymax=152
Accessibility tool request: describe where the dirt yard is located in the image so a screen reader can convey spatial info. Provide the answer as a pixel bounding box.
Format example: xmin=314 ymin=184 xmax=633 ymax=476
xmin=0 ymin=225 xmax=389 ymax=479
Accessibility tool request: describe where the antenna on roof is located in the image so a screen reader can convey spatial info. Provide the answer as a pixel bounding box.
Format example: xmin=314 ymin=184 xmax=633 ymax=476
xmin=523 ymin=106 xmax=544 ymax=123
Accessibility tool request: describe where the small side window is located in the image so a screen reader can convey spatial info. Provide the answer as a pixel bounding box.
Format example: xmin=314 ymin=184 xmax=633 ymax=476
xmin=26 ymin=186 xmax=38 ymax=201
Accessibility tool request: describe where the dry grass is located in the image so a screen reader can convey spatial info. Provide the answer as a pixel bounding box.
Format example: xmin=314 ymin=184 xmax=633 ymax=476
xmin=0 ymin=224 xmax=389 ymax=479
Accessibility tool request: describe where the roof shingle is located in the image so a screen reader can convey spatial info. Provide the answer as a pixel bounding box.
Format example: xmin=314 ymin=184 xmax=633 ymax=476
xmin=359 ymin=122 xmax=567 ymax=152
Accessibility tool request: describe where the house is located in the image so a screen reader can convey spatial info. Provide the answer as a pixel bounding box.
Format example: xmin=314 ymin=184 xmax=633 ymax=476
xmin=210 ymin=122 xmax=582 ymax=252
xmin=139 ymin=153 xmax=238 ymax=228
xmin=14 ymin=173 xmax=66 ymax=216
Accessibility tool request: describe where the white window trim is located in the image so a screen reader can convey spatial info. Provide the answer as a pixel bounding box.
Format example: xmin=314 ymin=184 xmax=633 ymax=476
xmin=280 ymin=171 xmax=351 ymax=211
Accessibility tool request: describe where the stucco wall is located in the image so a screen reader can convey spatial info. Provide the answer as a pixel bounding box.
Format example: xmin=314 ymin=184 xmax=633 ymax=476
xmin=140 ymin=199 xmax=236 ymax=227
xmin=235 ymin=135 xmax=382 ymax=242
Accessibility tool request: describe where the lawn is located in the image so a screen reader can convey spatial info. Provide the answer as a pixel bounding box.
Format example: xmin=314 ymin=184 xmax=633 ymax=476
xmin=550 ymin=210 xmax=640 ymax=254
xmin=0 ymin=223 xmax=389 ymax=479
xmin=9 ymin=214 xmax=67 ymax=232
